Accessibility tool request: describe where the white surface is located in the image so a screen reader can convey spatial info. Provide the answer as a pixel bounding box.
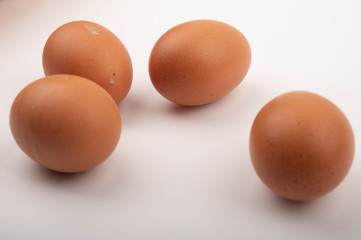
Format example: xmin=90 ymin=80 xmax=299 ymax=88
xmin=1 ymin=0 xmax=361 ymax=239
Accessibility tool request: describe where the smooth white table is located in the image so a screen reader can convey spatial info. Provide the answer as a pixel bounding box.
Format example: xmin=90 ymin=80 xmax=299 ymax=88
xmin=1 ymin=0 xmax=360 ymax=239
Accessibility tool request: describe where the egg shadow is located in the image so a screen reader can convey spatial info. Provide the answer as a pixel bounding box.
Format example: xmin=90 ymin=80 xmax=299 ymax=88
xmin=31 ymin=163 xmax=94 ymax=184
xmin=168 ymin=99 xmax=216 ymax=115
xmin=271 ymin=193 xmax=316 ymax=211
xmin=117 ymin=76 xmax=266 ymax=127
xmin=221 ymin=152 xmax=320 ymax=215
xmin=26 ymin=152 xmax=133 ymax=198
xmin=165 ymin=79 xmax=266 ymax=121
xmin=258 ymin=176 xmax=361 ymax=233
xmin=117 ymin=78 xmax=160 ymax=127
xmin=118 ymin=92 xmax=146 ymax=122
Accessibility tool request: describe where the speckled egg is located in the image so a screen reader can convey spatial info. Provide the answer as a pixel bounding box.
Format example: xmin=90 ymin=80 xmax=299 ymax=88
xmin=249 ymin=91 xmax=354 ymax=201
xmin=43 ymin=20 xmax=132 ymax=104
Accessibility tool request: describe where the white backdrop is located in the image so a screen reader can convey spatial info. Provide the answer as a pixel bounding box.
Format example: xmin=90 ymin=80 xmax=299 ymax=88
xmin=1 ymin=0 xmax=360 ymax=239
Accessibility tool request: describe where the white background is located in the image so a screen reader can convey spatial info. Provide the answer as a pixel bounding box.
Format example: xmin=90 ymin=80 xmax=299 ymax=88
xmin=1 ymin=0 xmax=361 ymax=239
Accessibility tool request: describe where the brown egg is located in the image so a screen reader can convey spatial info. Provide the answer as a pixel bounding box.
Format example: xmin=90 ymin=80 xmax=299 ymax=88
xmin=149 ymin=19 xmax=251 ymax=106
xmin=43 ymin=20 xmax=132 ymax=104
xmin=249 ymin=91 xmax=354 ymax=201
xmin=10 ymin=75 xmax=121 ymax=173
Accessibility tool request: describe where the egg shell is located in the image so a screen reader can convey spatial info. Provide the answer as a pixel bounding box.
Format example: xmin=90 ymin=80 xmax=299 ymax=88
xmin=43 ymin=20 xmax=133 ymax=104
xmin=10 ymin=75 xmax=121 ymax=173
xmin=149 ymin=19 xmax=251 ymax=106
xmin=249 ymin=91 xmax=354 ymax=201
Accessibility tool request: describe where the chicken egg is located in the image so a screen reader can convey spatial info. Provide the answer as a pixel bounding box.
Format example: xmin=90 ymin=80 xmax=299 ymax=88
xmin=249 ymin=91 xmax=354 ymax=201
xmin=149 ymin=19 xmax=251 ymax=106
xmin=43 ymin=20 xmax=132 ymax=104
xmin=10 ymin=75 xmax=121 ymax=173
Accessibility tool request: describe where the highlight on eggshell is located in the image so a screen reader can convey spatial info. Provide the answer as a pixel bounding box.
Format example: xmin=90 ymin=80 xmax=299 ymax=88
xmin=9 ymin=74 xmax=122 ymax=173
xmin=249 ymin=91 xmax=354 ymax=201
xmin=149 ymin=19 xmax=251 ymax=106
xmin=42 ymin=20 xmax=133 ymax=104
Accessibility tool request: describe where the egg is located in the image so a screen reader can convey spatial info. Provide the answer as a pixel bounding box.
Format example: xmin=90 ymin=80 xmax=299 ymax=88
xmin=10 ymin=75 xmax=121 ymax=173
xmin=249 ymin=91 xmax=354 ymax=201
xmin=42 ymin=20 xmax=133 ymax=104
xmin=149 ymin=19 xmax=251 ymax=106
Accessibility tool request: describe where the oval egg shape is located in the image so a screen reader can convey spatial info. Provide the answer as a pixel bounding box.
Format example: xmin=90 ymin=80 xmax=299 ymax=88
xmin=149 ymin=19 xmax=251 ymax=106
xmin=43 ymin=20 xmax=133 ymax=104
xmin=10 ymin=74 xmax=122 ymax=173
